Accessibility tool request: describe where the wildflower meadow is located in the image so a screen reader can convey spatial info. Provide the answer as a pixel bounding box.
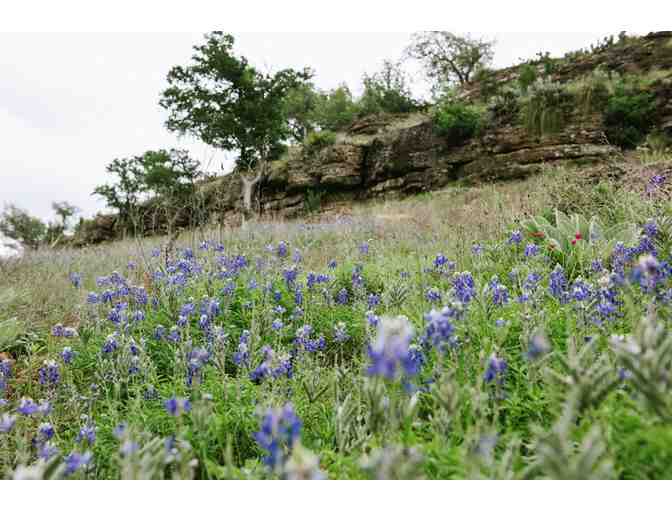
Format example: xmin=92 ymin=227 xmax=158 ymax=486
xmin=2 ymin=172 xmax=672 ymax=480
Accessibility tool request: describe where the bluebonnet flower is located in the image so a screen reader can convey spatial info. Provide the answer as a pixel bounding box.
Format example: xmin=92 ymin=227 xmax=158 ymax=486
xmin=359 ymin=242 xmax=370 ymax=256
xmin=69 ymin=272 xmax=82 ymax=288
xmin=425 ymin=288 xmax=442 ymax=303
xmin=164 ymin=397 xmax=191 ymax=417
xmin=38 ymin=442 xmax=59 ymax=461
xmin=334 ymin=322 xmax=349 ymax=343
xmin=154 ymin=325 xmax=166 ymax=340
xmin=631 ymin=254 xmax=662 ymax=293
xmin=37 ymin=400 xmax=52 ymax=417
xmin=233 ymin=330 xmax=251 ymax=367
xmin=495 ymin=318 xmax=507 ymax=328
xmin=367 ymin=293 xmax=381 ymax=309
xmin=277 ymin=241 xmax=289 ymax=258
xmin=508 ymin=230 xmax=523 ymax=245
xmin=526 ymin=331 xmax=550 ymax=360
xmin=86 ymin=292 xmax=99 ymax=304
xmin=549 ymin=266 xmax=568 ymax=303
xmin=294 ymin=287 xmax=304 ymax=306
xmin=186 ymin=348 xmax=210 ymax=386
xmin=151 ymin=247 xmax=161 ymax=257
xmin=64 ymin=451 xmax=92 ymax=476
xmin=283 ymin=266 xmax=299 ymax=289
xmin=0 ymin=359 xmax=11 ymax=379
xmin=102 ymin=334 xmax=119 ymax=354
xmin=591 ymin=260 xmax=604 ymax=273
xmin=643 ymin=220 xmax=658 ymax=239
xmin=254 ymin=404 xmax=302 ymax=470
xmin=327 ymin=259 xmax=337 ymax=270
xmin=489 ymin=277 xmax=509 ymax=306
xmin=523 ymin=272 xmax=542 ymax=293
xmin=368 ymin=316 xmax=418 ymax=379
xmin=524 ymin=244 xmax=539 ymax=257
xmin=18 ymin=397 xmax=39 ymax=416
xmin=484 ymin=354 xmax=507 ymax=385
xmin=38 ymin=360 xmax=60 ymax=387
xmin=38 ymin=422 xmax=55 ymax=440
xmin=51 ymin=323 xmax=65 ymax=337
xmin=472 ymin=244 xmax=484 ymax=256
xmin=294 ymin=325 xmax=325 ymax=353
xmin=366 ymin=310 xmax=379 ymax=328
xmin=571 ymin=279 xmax=592 ymax=302
xmin=423 ymin=308 xmax=456 ymax=349
xmin=336 ymin=288 xmax=349 ymax=305
xmin=77 ymin=424 xmax=97 ymax=446
xmin=250 ymin=346 xmax=293 ymax=383
xmin=271 ymin=318 xmax=284 ymax=331
xmin=167 ymin=326 xmax=181 ymax=343
xmin=0 ymin=413 xmax=16 ymax=433
xmin=453 ymin=272 xmax=476 ymax=304
xmin=434 ymin=254 xmax=449 ymax=268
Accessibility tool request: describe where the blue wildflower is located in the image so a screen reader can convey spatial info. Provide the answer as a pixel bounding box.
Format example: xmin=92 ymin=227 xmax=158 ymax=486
xmin=164 ymin=397 xmax=191 ymax=417
xmin=368 ymin=316 xmax=417 ymax=379
xmin=254 ymin=404 xmax=302 ymax=470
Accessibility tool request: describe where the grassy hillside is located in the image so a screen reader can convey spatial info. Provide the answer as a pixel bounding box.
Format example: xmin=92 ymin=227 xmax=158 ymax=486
xmin=2 ymin=159 xmax=672 ymax=479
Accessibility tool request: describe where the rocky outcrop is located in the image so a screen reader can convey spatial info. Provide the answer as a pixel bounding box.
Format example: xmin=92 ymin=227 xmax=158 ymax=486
xmin=75 ymin=32 xmax=672 ymax=242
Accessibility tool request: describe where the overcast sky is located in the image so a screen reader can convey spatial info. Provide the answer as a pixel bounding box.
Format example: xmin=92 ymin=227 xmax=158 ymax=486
xmin=0 ymin=32 xmax=615 ymax=222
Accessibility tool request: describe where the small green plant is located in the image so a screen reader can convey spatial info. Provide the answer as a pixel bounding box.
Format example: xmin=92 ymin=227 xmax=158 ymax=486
xmin=304 ymin=188 xmax=325 ymax=214
xmin=604 ymin=81 xmax=657 ymax=149
xmin=518 ymin=64 xmax=537 ymax=94
xmin=433 ymin=99 xmax=484 ymax=144
xmin=304 ymin=130 xmax=337 ymax=156
xmin=569 ymin=68 xmax=613 ymax=117
xmin=521 ymin=209 xmax=640 ymax=275
xmin=519 ymin=79 xmax=573 ymax=137
xmin=489 ymin=87 xmax=521 ymax=124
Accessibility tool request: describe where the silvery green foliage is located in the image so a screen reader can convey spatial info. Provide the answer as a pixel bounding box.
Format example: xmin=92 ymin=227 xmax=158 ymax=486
xmin=383 ymin=279 xmax=409 ymax=309
xmin=545 ymin=338 xmax=619 ymax=414
xmin=282 ymin=443 xmax=327 ymax=480
xmin=363 ymin=378 xmax=419 ymax=436
xmin=528 ymin=398 xmax=614 ymax=480
xmin=12 ymin=457 xmax=65 ymax=480
xmin=428 ymin=370 xmax=461 ymax=436
xmin=333 ymin=393 xmax=369 ymax=453
xmin=360 ymin=445 xmax=424 ymax=480
xmin=611 ymin=312 xmax=672 ymax=421
xmin=466 ymin=433 xmax=522 ymax=480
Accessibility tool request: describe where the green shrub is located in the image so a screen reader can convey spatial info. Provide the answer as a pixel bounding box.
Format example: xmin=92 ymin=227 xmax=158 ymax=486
xmin=433 ymin=100 xmax=484 ymax=144
xmin=519 ymin=79 xmax=573 ymax=136
xmin=489 ymin=86 xmax=521 ymax=124
xmin=518 ymin=64 xmax=537 ymax=94
xmin=304 ymin=130 xmax=337 ymax=156
xmin=359 ymin=60 xmax=420 ymax=116
xmin=473 ymin=68 xmax=500 ymax=101
xmin=304 ymin=188 xmax=325 ymax=214
xmin=313 ymin=86 xmax=360 ymax=132
xmin=569 ymin=69 xmax=613 ymax=117
xmin=604 ymin=82 xmax=657 ymax=149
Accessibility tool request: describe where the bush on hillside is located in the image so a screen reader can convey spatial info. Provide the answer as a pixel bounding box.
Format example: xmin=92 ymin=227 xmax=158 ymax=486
xmin=433 ymin=99 xmax=484 ymax=144
xmin=604 ymin=82 xmax=657 ymax=149
xmin=519 ymin=78 xmax=574 ymax=136
xmin=304 ymin=130 xmax=337 ymax=156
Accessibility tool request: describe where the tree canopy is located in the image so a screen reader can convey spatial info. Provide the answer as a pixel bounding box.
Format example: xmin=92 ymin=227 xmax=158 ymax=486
xmin=159 ymin=32 xmax=312 ymax=170
xmin=406 ymin=32 xmax=495 ymax=92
